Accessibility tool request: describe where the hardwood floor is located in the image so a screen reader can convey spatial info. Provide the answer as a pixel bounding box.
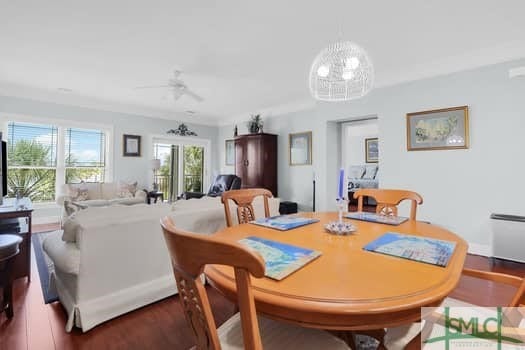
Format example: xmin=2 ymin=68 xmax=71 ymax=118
xmin=1 ymin=233 xmax=524 ymax=350
xmin=32 ymin=222 xmax=61 ymax=234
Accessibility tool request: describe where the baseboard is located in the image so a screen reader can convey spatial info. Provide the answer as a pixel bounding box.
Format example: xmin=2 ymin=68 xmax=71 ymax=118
xmin=468 ymin=243 xmax=492 ymax=257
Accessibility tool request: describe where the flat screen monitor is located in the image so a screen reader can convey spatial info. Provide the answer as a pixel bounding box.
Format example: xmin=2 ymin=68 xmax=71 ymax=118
xmin=1 ymin=141 xmax=7 ymax=197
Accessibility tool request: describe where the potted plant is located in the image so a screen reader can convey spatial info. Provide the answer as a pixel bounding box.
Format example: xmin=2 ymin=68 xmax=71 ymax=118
xmin=247 ymin=114 xmax=263 ymax=134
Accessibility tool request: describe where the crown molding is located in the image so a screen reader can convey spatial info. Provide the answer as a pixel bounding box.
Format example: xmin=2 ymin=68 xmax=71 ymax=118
xmin=0 ymin=82 xmax=220 ymax=126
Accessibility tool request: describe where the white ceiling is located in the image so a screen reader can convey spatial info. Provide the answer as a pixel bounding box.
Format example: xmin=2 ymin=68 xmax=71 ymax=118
xmin=1 ymin=1 xmax=524 ymax=125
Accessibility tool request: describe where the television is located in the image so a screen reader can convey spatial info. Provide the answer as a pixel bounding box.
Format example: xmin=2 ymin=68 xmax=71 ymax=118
xmin=1 ymin=140 xmax=6 ymax=197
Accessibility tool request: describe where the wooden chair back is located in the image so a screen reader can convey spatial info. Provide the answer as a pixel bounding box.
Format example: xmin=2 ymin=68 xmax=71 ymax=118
xmin=161 ymin=217 xmax=266 ymax=350
xmin=462 ymin=268 xmax=525 ymax=307
xmin=221 ymin=188 xmax=272 ymax=227
xmin=353 ymin=188 xmax=423 ymax=221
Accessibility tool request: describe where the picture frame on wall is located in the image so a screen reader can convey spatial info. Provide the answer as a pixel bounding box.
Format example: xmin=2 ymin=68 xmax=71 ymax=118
xmin=123 ymin=134 xmax=141 ymax=157
xmin=406 ymin=106 xmax=469 ymax=151
xmin=225 ymin=139 xmax=235 ymax=165
xmin=289 ymin=131 xmax=312 ymax=166
xmin=365 ymin=138 xmax=378 ymax=163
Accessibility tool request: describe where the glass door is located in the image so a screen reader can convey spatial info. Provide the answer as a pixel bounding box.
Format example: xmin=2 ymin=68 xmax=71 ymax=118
xmin=183 ymin=145 xmax=204 ymax=193
xmin=153 ymin=141 xmax=206 ymax=201
xmin=153 ymin=143 xmax=179 ymax=202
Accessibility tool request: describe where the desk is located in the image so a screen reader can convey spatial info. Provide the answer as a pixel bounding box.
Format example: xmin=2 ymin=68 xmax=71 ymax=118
xmin=205 ymin=212 xmax=467 ymax=331
xmin=0 ymin=198 xmax=33 ymax=282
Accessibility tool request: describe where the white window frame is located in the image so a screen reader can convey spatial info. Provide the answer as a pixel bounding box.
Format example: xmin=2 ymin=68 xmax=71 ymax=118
xmin=0 ymin=113 xmax=114 ymax=204
xmin=150 ymin=134 xmax=211 ymax=195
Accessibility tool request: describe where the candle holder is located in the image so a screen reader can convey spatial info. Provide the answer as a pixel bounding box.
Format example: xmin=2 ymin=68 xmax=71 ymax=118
xmin=324 ymin=198 xmax=356 ymax=235
xmin=336 ymin=198 xmax=347 ymax=223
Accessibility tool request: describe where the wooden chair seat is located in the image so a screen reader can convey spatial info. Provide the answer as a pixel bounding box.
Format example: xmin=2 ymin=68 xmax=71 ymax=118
xmin=383 ymin=297 xmax=476 ymax=349
xmin=384 ymin=269 xmax=525 ymax=349
xmin=217 ymin=313 xmax=350 ymax=349
xmin=160 ymin=217 xmax=351 ymax=350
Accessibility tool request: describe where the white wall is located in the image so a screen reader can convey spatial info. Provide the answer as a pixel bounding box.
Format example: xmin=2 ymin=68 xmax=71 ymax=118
xmin=0 ymin=95 xmax=219 ymax=191
xmin=342 ymin=119 xmax=379 ymax=169
xmin=219 ymin=58 xmax=525 ymax=250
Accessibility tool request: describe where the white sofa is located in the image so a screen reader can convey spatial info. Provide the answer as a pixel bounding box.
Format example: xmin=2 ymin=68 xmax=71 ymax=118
xmin=56 ymin=181 xmax=147 ymax=206
xmin=43 ymin=196 xmax=280 ymax=332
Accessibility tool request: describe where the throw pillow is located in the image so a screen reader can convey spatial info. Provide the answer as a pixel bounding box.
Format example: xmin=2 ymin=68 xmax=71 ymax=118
xmin=62 ymin=215 xmax=83 ymax=244
xmin=68 ymin=181 xmax=89 ymax=201
xmin=63 ymin=200 xmax=88 ymax=216
xmin=117 ymin=181 xmax=138 ymax=198
xmin=71 ymin=188 xmax=89 ymax=201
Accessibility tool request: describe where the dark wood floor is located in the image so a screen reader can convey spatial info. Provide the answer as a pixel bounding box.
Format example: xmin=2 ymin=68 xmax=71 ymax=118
xmin=1 ymin=232 xmax=524 ymax=349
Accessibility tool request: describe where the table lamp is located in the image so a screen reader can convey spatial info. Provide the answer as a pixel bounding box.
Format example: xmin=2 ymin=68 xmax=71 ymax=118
xmin=151 ymin=159 xmax=161 ymax=191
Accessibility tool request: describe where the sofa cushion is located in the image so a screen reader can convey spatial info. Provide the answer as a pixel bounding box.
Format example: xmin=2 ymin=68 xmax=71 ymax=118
xmin=43 ymin=230 xmax=80 ymax=275
xmin=63 ymin=200 xmax=88 ymax=216
xmin=116 ymin=181 xmax=138 ymax=198
xmin=75 ymin=199 xmax=110 ymax=207
xmin=348 ymin=165 xmax=365 ymax=179
xmin=68 ymin=182 xmax=101 ymax=201
xmin=109 ymin=197 xmax=145 ymax=206
xmin=62 ymin=215 xmax=83 ymax=243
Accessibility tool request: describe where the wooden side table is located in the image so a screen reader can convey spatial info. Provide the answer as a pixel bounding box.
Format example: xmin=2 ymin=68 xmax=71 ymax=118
xmin=0 ymin=234 xmax=23 ymax=318
xmin=146 ymin=191 xmax=164 ymax=204
xmin=0 ymin=198 xmax=33 ymax=282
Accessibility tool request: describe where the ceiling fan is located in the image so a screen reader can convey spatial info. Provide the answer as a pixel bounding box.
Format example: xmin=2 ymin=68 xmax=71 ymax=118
xmin=134 ymin=70 xmax=204 ymax=102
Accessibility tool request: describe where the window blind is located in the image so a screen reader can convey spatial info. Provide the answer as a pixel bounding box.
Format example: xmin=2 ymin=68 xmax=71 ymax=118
xmin=65 ymin=128 xmax=106 ymax=167
xmin=7 ymin=122 xmax=58 ymax=167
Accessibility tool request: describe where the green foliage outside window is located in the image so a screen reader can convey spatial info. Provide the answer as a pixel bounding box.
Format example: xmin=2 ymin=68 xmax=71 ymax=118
xmin=7 ymin=140 xmax=103 ymax=202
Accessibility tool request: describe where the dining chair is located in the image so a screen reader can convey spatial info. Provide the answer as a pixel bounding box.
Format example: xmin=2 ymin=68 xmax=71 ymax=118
xmin=160 ymin=217 xmax=351 ymax=350
xmin=383 ymin=268 xmax=525 ymax=349
xmin=221 ymin=188 xmax=272 ymax=227
xmin=353 ymin=189 xmax=423 ymax=221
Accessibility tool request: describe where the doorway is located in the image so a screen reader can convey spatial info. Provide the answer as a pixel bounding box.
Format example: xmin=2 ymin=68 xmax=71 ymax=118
xmin=152 ymin=137 xmax=209 ymax=201
xmin=341 ymin=118 xmax=379 ymax=211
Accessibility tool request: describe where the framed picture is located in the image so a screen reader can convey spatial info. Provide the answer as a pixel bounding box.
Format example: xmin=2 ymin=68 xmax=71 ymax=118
xmin=289 ymin=131 xmax=312 ymax=165
xmin=225 ymin=139 xmax=235 ymax=165
xmin=123 ymin=134 xmax=141 ymax=157
xmin=406 ymin=106 xmax=469 ymax=151
xmin=365 ymin=138 xmax=378 ymax=163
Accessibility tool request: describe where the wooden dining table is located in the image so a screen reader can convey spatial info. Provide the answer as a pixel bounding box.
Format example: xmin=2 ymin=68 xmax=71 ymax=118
xmin=204 ymin=212 xmax=468 ymax=332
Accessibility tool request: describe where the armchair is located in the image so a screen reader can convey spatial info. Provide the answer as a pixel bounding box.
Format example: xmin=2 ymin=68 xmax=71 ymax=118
xmin=180 ymin=174 xmax=242 ymax=200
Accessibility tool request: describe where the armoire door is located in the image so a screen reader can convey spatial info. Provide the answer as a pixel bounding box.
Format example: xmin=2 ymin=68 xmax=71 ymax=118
xmin=234 ymin=138 xmax=246 ymax=182
xmin=243 ymin=136 xmax=262 ymax=188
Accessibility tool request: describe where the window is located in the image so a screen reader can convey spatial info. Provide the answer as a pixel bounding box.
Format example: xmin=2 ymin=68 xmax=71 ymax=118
xmin=65 ymin=128 xmax=106 ymax=183
xmin=7 ymin=122 xmax=58 ymax=201
xmin=6 ymin=121 xmax=111 ymax=202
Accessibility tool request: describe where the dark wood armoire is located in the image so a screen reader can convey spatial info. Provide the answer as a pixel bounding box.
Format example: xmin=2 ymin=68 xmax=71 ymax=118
xmin=234 ymin=133 xmax=277 ymax=196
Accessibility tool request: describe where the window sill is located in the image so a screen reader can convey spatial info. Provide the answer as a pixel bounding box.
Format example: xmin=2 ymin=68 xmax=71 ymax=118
xmin=32 ymin=201 xmax=60 ymax=210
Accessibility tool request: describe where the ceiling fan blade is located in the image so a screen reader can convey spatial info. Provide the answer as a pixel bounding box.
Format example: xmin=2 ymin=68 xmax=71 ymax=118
xmin=172 ymin=89 xmax=184 ymax=100
xmin=133 ymin=85 xmax=170 ymax=89
xmin=184 ymin=88 xmax=204 ymax=102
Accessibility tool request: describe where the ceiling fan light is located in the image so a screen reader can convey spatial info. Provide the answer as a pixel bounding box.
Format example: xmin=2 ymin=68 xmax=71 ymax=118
xmin=345 ymin=57 xmax=360 ymax=70
xmin=317 ymin=65 xmax=330 ymax=77
xmin=309 ymin=41 xmax=374 ymax=101
xmin=342 ymin=70 xmax=354 ymax=80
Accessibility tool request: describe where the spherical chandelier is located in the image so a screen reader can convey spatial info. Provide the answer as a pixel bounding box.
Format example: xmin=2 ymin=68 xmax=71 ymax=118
xmin=309 ymin=41 xmax=374 ymax=101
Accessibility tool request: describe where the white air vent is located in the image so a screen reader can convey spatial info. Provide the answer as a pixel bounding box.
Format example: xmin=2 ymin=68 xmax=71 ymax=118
xmin=509 ymin=66 xmax=525 ymax=78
